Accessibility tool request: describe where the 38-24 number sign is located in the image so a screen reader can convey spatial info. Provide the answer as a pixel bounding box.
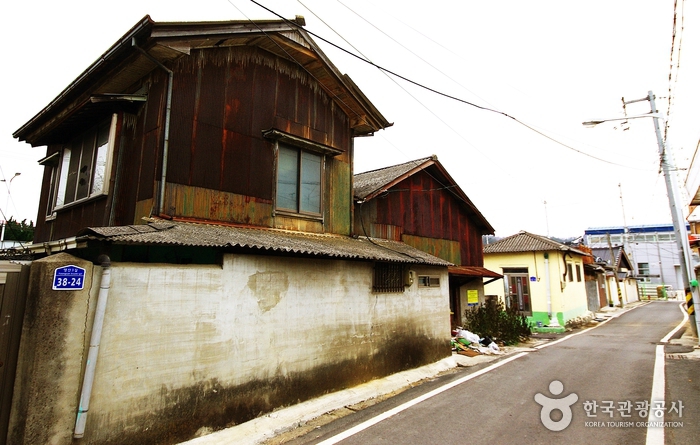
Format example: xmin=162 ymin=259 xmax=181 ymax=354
xmin=53 ymin=265 xmax=86 ymax=290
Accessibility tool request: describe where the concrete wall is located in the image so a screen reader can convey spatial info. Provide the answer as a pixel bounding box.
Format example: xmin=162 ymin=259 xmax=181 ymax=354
xmin=8 ymin=253 xmax=96 ymax=445
xmin=9 ymin=253 xmax=450 ymax=444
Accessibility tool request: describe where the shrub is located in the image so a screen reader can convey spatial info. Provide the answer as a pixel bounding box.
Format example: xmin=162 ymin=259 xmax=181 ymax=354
xmin=463 ymin=299 xmax=531 ymax=345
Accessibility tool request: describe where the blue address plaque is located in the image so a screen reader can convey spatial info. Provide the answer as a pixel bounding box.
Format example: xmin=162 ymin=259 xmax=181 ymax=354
xmin=53 ymin=265 xmax=86 ymax=290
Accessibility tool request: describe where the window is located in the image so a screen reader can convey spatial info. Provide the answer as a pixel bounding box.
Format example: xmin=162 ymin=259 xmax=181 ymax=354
xmin=418 ymin=276 xmax=440 ymax=287
xmin=567 ymin=263 xmax=574 ymax=282
xmin=638 ymin=262 xmax=650 ymax=276
xmin=52 ymin=115 xmax=115 ymax=210
xmin=276 ymin=143 xmax=322 ymax=215
xmin=373 ymin=262 xmax=404 ymax=293
xmin=575 ymin=264 xmax=582 ymax=282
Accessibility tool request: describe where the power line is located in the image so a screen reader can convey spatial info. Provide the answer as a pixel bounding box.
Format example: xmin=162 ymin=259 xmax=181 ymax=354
xmin=246 ymin=0 xmax=637 ymax=168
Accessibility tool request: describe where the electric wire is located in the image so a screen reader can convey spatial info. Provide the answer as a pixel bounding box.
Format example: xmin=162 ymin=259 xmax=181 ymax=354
xmin=247 ymin=0 xmax=649 ymax=169
xmin=225 ymin=0 xmax=365 ymax=126
xmin=664 ymin=0 xmax=685 ymax=142
xmin=297 ymin=0 xmax=491 ymax=163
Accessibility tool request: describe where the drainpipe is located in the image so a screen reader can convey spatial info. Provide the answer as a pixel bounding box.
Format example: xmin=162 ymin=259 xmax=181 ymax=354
xmin=544 ymin=252 xmax=559 ymax=327
xmin=74 ymin=255 xmax=111 ymax=438
xmin=132 ymin=38 xmax=173 ymax=216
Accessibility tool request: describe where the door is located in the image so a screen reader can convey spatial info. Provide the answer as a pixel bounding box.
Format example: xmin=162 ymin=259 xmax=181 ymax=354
xmin=504 ymin=269 xmax=531 ymax=315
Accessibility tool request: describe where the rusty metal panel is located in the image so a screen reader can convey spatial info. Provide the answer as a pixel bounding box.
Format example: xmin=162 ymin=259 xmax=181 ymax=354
xmin=402 ymin=234 xmax=461 ymax=265
xmin=169 ymin=56 xmax=198 ymax=186
xmin=192 ymin=55 xmax=226 ymax=191
xmin=326 ymin=158 xmax=351 ymax=235
xmin=166 ymin=183 xmax=272 ymax=227
xmin=114 ymin=113 xmax=140 ymax=226
xmin=249 ymin=57 xmax=275 ymax=134
xmin=357 ymin=170 xmax=487 ymax=267
xmin=138 ymin=129 xmax=158 ymax=202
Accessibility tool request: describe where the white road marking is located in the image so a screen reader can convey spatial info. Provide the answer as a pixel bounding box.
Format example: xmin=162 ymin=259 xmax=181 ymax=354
xmin=646 ymin=344 xmax=665 ymax=445
xmin=315 ymin=352 xmax=529 ymax=445
xmin=646 ymin=302 xmax=686 ymax=445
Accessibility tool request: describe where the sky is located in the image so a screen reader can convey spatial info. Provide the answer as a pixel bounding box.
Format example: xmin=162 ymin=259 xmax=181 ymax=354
xmin=1 ymin=0 xmax=699 ymax=239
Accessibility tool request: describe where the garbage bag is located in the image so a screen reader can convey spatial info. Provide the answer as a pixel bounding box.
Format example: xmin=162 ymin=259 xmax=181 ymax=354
xmin=457 ymin=329 xmax=480 ymax=344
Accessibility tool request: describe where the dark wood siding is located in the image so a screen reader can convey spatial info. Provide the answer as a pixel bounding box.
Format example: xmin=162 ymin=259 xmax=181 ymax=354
xmin=355 ymin=170 xmax=485 ymax=267
xmin=32 ymin=44 xmax=357 ymax=241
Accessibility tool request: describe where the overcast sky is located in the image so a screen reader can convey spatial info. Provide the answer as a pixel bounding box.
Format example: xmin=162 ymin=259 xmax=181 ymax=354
xmin=2 ymin=0 xmax=698 ymax=238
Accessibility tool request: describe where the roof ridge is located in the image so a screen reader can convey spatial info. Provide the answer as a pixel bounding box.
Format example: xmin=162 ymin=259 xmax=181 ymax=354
xmin=354 ymin=155 xmax=435 ymax=176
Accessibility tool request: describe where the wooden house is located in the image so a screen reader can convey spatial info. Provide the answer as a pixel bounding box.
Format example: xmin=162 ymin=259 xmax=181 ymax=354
xmin=353 ymin=156 xmax=500 ymax=328
xmin=5 ymin=17 xmax=455 ymax=445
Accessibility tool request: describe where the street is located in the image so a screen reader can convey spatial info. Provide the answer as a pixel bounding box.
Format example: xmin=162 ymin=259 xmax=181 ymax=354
xmin=273 ymin=301 xmax=697 ymax=445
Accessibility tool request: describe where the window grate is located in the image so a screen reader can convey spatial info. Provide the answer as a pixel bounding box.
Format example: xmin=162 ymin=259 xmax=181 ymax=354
xmin=373 ymin=262 xmax=404 ymax=293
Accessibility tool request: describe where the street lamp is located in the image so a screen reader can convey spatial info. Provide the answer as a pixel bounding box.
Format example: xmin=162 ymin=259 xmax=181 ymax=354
xmin=0 ymin=172 xmax=21 ymax=246
xmin=582 ymin=112 xmax=663 ymax=127
xmin=584 ymin=90 xmax=700 ymax=340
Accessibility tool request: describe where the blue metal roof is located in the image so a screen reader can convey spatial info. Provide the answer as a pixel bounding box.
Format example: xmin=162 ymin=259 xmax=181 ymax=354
xmin=584 ymin=223 xmax=689 ymax=235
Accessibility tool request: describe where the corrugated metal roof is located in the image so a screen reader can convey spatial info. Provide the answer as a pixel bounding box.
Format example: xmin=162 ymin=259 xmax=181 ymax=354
xmin=77 ymin=220 xmax=452 ymax=266
xmin=354 ymin=157 xmax=435 ymax=200
xmin=448 ymin=265 xmax=502 ymax=278
xmin=483 ymin=231 xmax=590 ymax=256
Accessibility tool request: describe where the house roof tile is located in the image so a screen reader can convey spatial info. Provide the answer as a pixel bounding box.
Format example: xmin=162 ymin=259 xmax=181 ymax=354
xmin=483 ymin=231 xmax=590 ymax=256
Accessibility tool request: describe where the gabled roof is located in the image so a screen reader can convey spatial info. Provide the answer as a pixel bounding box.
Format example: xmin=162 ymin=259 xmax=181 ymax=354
xmin=591 ymin=246 xmax=633 ymax=270
xmin=353 ymin=155 xmax=494 ymax=233
xmin=76 ymin=219 xmax=452 ymax=266
xmin=14 ymin=15 xmax=392 ymax=146
xmin=483 ymin=231 xmax=590 ymax=256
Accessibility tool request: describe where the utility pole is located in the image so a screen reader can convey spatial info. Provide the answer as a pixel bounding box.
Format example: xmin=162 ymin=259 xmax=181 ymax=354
xmin=622 ymin=91 xmax=700 ymax=338
xmin=607 ymin=233 xmax=622 ymax=307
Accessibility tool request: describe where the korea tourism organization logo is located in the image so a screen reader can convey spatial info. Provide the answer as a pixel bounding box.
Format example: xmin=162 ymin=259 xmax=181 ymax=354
xmin=534 ymin=380 xmax=684 ymax=431
xmin=534 ymin=380 xmax=578 ymax=431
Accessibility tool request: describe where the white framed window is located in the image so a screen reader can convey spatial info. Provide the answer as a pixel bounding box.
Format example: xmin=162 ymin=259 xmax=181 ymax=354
xmin=53 ymin=114 xmax=116 ymax=210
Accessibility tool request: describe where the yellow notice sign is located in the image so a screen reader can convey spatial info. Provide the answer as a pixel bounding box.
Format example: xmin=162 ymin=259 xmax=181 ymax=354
xmin=467 ymin=290 xmax=479 ymax=304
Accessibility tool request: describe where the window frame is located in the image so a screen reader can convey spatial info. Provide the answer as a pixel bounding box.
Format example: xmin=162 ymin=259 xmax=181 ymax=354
xmin=417 ymin=275 xmax=440 ymax=287
xmin=46 ymin=114 xmax=116 ymax=216
xmin=274 ymin=142 xmax=324 ymax=218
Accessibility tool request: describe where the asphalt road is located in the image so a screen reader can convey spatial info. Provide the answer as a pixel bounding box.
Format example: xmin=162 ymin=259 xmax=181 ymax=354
xmin=280 ymin=301 xmax=696 ymax=445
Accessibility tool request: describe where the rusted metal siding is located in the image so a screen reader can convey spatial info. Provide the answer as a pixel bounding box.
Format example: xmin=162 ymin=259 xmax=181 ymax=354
xmin=33 ymin=44 xmax=358 ymax=241
xmin=113 ymin=113 xmax=141 ymax=226
xmin=163 ymin=46 xmax=351 ymax=231
xmin=326 ymin=157 xmax=352 ymax=235
xmin=402 ymin=234 xmax=461 ymax=265
xmin=355 ymin=170 xmax=484 ymax=267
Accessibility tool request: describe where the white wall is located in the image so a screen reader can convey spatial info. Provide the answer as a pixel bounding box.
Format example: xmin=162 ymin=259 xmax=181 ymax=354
xmin=81 ymin=254 xmax=450 ymax=441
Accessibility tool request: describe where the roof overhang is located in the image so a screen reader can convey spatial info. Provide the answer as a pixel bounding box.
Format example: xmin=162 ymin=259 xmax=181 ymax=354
xmin=14 ymin=15 xmax=392 ymax=147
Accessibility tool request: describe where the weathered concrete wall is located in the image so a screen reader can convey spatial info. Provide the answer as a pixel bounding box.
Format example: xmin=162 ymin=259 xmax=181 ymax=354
xmin=11 ymin=253 xmax=450 ymax=444
xmin=8 ymin=253 xmax=97 ymax=445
